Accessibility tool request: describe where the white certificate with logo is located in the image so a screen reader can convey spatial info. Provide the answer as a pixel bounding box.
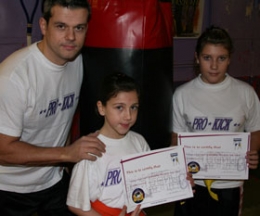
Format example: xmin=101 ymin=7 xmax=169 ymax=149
xmin=178 ymin=132 xmax=250 ymax=180
xmin=120 ymin=146 xmax=193 ymax=213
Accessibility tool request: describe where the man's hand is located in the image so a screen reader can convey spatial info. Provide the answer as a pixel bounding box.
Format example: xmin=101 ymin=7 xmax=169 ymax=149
xmin=65 ymin=131 xmax=106 ymax=163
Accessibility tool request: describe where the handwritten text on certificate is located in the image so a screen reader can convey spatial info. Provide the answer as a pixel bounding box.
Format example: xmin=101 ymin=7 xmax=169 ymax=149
xmin=120 ymin=147 xmax=193 ymax=213
xmin=178 ymin=132 xmax=250 ymax=180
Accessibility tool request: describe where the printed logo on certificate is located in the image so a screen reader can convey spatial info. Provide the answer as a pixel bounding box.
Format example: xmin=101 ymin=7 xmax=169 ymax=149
xmin=120 ymin=146 xmax=193 ymax=213
xmin=178 ymin=132 xmax=250 ymax=180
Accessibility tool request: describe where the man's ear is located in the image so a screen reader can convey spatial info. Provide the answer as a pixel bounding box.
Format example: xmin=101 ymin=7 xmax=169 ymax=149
xmin=97 ymin=101 xmax=105 ymax=116
xmin=39 ymin=17 xmax=47 ymax=35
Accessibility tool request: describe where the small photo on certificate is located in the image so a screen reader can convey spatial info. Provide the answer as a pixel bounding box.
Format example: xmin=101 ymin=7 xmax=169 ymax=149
xmin=120 ymin=146 xmax=193 ymax=213
xmin=178 ymin=132 xmax=250 ymax=180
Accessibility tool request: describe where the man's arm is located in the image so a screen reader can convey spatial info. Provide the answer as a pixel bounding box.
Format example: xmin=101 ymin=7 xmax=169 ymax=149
xmin=0 ymin=132 xmax=105 ymax=166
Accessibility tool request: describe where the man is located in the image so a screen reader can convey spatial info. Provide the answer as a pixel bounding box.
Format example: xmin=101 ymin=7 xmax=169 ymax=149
xmin=0 ymin=0 xmax=105 ymax=215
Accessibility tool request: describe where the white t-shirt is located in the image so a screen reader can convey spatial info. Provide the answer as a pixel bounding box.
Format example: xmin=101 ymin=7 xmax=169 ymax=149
xmin=0 ymin=42 xmax=83 ymax=193
xmin=172 ymin=74 xmax=260 ymax=189
xmin=67 ymin=131 xmax=150 ymax=211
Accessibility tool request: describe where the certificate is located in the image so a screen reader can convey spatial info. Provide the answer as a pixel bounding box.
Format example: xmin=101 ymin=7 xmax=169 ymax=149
xmin=120 ymin=146 xmax=193 ymax=213
xmin=178 ymin=132 xmax=250 ymax=180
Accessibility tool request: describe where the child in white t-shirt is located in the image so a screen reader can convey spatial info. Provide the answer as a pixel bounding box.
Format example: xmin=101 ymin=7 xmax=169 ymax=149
xmin=172 ymin=25 xmax=260 ymax=216
xmin=67 ymin=72 xmax=150 ymax=216
xmin=67 ymin=72 xmax=193 ymax=215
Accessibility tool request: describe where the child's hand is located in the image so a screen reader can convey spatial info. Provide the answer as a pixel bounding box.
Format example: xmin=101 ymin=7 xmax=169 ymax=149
xmin=246 ymin=150 xmax=259 ymax=169
xmin=119 ymin=205 xmax=141 ymax=216
xmin=186 ymin=172 xmax=195 ymax=193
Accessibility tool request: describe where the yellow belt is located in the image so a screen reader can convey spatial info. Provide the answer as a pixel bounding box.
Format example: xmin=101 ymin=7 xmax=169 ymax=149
xmin=204 ymin=179 xmax=219 ymax=201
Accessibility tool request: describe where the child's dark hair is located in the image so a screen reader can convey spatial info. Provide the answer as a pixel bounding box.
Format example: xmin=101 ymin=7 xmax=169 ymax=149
xmin=195 ymin=25 xmax=234 ymax=56
xmin=98 ymin=72 xmax=140 ymax=106
xmin=194 ymin=25 xmax=234 ymax=74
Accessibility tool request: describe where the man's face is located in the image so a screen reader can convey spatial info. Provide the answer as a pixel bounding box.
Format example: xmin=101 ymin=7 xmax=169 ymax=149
xmin=39 ymin=5 xmax=88 ymax=65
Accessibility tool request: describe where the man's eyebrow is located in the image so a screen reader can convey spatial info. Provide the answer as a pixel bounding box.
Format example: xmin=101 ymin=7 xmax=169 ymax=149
xmin=53 ymin=21 xmax=65 ymax=25
xmin=52 ymin=22 xmax=87 ymax=26
xmin=76 ymin=23 xmax=87 ymax=26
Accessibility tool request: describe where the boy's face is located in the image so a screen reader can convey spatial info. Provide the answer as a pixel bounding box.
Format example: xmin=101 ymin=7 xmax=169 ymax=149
xmin=97 ymin=91 xmax=139 ymax=139
xmin=196 ymin=43 xmax=230 ymax=84
xmin=39 ymin=5 xmax=88 ymax=65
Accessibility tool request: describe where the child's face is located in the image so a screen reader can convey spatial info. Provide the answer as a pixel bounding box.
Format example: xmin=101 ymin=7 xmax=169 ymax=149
xmin=97 ymin=91 xmax=139 ymax=139
xmin=195 ymin=43 xmax=230 ymax=84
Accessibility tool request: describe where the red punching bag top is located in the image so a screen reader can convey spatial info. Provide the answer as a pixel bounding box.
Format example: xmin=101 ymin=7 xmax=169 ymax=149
xmin=85 ymin=0 xmax=173 ymax=49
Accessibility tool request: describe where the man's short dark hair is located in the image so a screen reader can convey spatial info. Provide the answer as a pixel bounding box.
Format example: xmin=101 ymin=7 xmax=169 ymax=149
xmin=42 ymin=0 xmax=91 ymax=23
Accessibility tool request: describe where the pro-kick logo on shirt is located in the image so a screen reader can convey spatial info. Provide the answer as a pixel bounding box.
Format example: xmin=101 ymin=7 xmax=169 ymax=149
xmin=102 ymin=167 xmax=122 ymax=187
xmin=39 ymin=92 xmax=77 ymax=117
xmin=189 ymin=117 xmax=238 ymax=131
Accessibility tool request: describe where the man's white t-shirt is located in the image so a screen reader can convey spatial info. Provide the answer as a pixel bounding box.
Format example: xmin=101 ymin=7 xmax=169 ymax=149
xmin=0 ymin=42 xmax=83 ymax=193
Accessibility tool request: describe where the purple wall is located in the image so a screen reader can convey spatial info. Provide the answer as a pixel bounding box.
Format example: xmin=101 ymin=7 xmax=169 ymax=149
xmin=173 ymin=0 xmax=260 ymax=81
xmin=211 ymin=0 xmax=260 ymax=78
xmin=0 ymin=0 xmax=42 ymax=62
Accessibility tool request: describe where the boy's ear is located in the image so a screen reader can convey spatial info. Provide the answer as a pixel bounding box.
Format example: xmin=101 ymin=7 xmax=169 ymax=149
xmin=97 ymin=101 xmax=105 ymax=116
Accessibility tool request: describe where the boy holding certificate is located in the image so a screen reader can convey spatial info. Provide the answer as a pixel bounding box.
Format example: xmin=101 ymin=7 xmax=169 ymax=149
xmin=171 ymin=26 xmax=260 ymax=216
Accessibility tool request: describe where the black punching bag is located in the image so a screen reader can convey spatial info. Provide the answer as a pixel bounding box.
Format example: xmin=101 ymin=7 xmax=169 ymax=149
xmin=79 ymin=0 xmax=173 ymax=149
